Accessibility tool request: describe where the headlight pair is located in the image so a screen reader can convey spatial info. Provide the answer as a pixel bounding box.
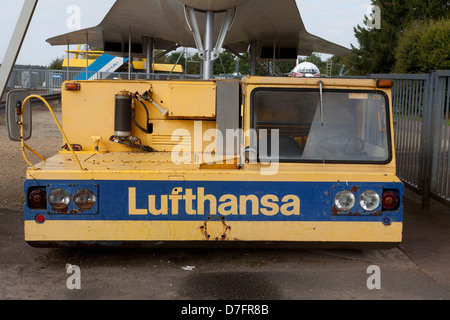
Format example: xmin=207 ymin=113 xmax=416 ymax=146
xmin=48 ymin=188 xmax=96 ymax=211
xmin=335 ymin=190 xmax=381 ymax=213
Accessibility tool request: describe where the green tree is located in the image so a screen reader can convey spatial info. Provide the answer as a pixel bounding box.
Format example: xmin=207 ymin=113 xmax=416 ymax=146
xmin=166 ymin=50 xmax=253 ymax=75
xmin=48 ymin=57 xmax=64 ymax=70
xmin=235 ymin=53 xmax=251 ymax=75
xmin=393 ymin=19 xmax=450 ymax=73
xmin=347 ymin=0 xmax=449 ymax=75
xmin=166 ymin=51 xmax=186 ymax=70
xmin=214 ymin=52 xmax=238 ymax=75
xmin=276 ymin=61 xmax=296 ymax=75
xmin=325 ymin=55 xmax=348 ymax=77
xmin=166 ymin=51 xmax=201 ymax=74
xmin=416 ymin=19 xmax=450 ymax=72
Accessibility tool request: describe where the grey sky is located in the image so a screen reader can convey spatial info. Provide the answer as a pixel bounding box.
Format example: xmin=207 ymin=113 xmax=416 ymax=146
xmin=0 ymin=0 xmax=371 ymax=66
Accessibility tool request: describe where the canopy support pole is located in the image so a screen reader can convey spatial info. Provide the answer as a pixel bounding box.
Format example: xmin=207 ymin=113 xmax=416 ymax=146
xmin=250 ymin=40 xmax=257 ymax=76
xmin=184 ymin=6 xmax=236 ymax=80
xmin=146 ymin=37 xmax=154 ymax=79
xmin=67 ymin=41 xmax=70 ymax=80
xmin=85 ymin=32 xmax=89 ymax=80
xmin=203 ymin=10 xmax=214 ymax=80
xmin=128 ymin=27 xmax=132 ymax=80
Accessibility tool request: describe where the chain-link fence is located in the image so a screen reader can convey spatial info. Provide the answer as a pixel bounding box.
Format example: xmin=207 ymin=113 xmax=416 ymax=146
xmin=5 ymin=69 xmax=80 ymax=94
xmin=4 ymin=68 xmax=233 ymax=96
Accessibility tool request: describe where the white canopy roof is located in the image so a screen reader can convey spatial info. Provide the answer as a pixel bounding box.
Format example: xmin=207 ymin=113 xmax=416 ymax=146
xmin=46 ymin=0 xmax=351 ymax=58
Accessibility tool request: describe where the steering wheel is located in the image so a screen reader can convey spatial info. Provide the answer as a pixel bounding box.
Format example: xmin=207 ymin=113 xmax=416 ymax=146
xmin=319 ymin=135 xmax=365 ymax=156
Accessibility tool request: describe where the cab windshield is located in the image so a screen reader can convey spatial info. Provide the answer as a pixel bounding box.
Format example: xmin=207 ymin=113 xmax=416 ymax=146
xmin=251 ymin=88 xmax=391 ymax=163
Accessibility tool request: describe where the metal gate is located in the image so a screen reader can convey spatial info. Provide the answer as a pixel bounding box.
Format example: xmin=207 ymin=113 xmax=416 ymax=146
xmin=373 ymin=71 xmax=450 ymax=208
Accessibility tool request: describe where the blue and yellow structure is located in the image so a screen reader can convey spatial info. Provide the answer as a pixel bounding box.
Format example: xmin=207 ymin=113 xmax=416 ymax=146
xmin=21 ymin=76 xmax=403 ymax=248
xmin=62 ymin=45 xmax=183 ymax=76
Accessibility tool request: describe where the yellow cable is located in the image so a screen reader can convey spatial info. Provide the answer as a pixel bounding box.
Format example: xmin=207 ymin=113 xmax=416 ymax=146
xmin=20 ymin=95 xmax=83 ymax=170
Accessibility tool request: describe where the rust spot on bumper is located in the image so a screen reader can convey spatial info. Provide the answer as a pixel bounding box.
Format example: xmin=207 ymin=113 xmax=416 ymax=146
xmin=201 ymin=216 xmax=231 ymax=240
xmin=332 ymin=206 xmax=382 ymax=216
xmin=332 ymin=206 xmax=339 ymax=215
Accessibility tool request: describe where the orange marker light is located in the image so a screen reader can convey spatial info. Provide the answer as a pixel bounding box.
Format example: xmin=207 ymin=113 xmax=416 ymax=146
xmin=65 ymin=83 xmax=81 ymax=91
xmin=376 ymin=79 xmax=393 ymax=88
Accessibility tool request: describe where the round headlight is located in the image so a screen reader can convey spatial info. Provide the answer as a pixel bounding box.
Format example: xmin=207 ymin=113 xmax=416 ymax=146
xmin=48 ymin=189 xmax=70 ymax=210
xmin=73 ymin=189 xmax=96 ymax=210
xmin=334 ymin=190 xmax=355 ymax=212
xmin=359 ymin=190 xmax=381 ymax=211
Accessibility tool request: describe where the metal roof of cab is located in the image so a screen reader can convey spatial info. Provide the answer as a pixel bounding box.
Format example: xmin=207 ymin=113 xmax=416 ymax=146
xmin=241 ymin=76 xmax=379 ymax=88
xmin=46 ymin=0 xmax=351 ymax=58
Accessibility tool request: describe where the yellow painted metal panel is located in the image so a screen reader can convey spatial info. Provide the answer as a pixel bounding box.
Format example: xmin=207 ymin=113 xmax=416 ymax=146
xmin=62 ymin=81 xmax=153 ymax=152
xmin=150 ymin=119 xmax=216 ymax=152
xmin=132 ymin=60 xmax=183 ymax=73
xmin=241 ymin=76 xmax=380 ymax=88
xmin=62 ymin=59 xmax=96 ymax=68
xmin=61 ymin=80 xmax=218 ymax=152
xmin=168 ymin=82 xmax=216 ymax=118
xmin=25 ymin=220 xmax=402 ymax=243
xmin=26 ymin=152 xmax=401 ymax=183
